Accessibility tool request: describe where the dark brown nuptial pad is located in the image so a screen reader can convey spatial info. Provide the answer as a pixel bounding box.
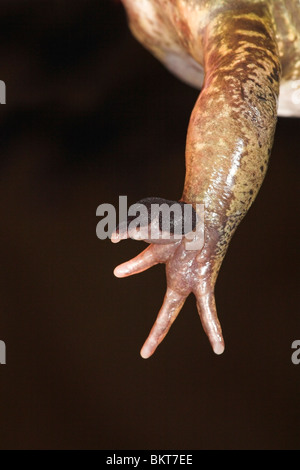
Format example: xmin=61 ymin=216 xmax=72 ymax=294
xmin=111 ymin=197 xmax=198 ymax=244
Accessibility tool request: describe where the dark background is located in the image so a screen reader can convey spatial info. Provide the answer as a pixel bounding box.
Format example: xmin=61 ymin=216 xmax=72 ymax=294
xmin=0 ymin=0 xmax=299 ymax=450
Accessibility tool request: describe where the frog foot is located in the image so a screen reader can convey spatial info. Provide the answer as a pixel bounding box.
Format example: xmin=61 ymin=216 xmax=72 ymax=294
xmin=111 ymin=198 xmax=224 ymax=358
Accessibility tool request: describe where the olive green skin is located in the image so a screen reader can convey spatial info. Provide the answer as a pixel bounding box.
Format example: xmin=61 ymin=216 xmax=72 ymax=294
xmin=113 ymin=0 xmax=300 ymax=358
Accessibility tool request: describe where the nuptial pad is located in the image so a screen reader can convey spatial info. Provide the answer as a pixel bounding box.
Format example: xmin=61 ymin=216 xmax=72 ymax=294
xmin=111 ymin=197 xmax=198 ymax=244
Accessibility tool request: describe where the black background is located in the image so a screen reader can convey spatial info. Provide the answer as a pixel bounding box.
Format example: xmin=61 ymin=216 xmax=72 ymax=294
xmin=0 ymin=0 xmax=299 ymax=450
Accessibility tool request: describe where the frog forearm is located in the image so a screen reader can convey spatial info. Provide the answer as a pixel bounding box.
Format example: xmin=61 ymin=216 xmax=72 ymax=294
xmin=182 ymin=5 xmax=281 ymax=277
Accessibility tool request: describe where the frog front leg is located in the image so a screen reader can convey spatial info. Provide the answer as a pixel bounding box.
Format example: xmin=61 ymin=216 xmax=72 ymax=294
xmin=113 ymin=2 xmax=281 ymax=358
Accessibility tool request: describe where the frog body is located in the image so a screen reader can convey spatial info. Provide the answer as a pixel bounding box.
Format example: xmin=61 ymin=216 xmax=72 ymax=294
xmin=122 ymin=0 xmax=300 ymax=116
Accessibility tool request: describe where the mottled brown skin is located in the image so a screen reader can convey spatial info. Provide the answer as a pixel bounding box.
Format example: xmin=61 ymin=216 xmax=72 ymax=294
xmin=112 ymin=0 xmax=300 ymax=358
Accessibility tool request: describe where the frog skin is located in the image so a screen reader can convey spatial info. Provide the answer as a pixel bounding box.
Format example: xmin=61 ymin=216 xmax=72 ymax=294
xmin=112 ymin=0 xmax=300 ymax=359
